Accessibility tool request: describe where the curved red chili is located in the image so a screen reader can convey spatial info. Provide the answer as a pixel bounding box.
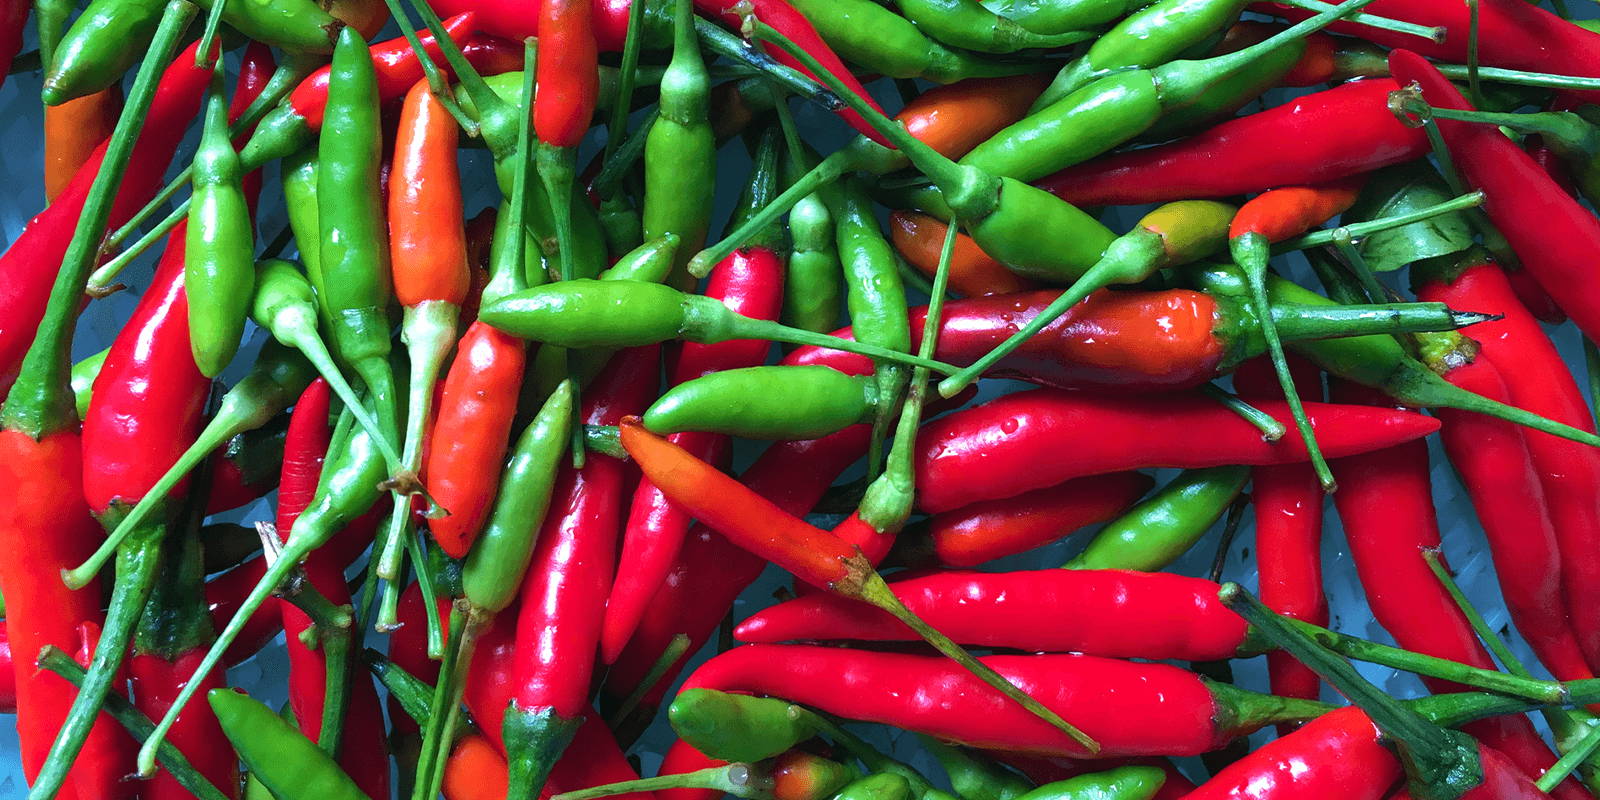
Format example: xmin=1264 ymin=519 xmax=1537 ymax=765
xmin=919 ymin=472 xmax=1154 ymax=567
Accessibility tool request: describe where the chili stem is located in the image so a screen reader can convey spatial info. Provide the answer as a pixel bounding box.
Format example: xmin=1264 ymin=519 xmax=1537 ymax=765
xmin=551 ymin=764 xmax=778 ymax=800
xmin=1279 ymin=0 xmax=1444 ymax=39
xmin=606 ymin=633 xmax=691 ymax=727
xmin=382 ymin=0 xmax=480 ymax=134
xmin=1274 ymin=191 xmax=1486 ymax=251
xmin=36 ymin=647 xmax=232 ymax=800
xmin=412 ymin=602 xmax=471 ymax=800
xmin=1542 ymin=726 xmax=1600 ymax=792
xmin=194 ymin=0 xmax=227 ymax=67
xmin=695 ymin=18 xmax=842 ymax=112
xmin=1331 ymin=230 xmax=1392 ymax=308
xmin=691 ymin=147 xmax=855 ymax=278
xmin=593 ymin=108 xmax=658 ymax=201
xmin=602 ymin=0 xmax=648 ymax=168
xmin=279 ymin=564 xmax=356 ymax=758
xmin=1205 ymin=384 xmax=1287 ymax=441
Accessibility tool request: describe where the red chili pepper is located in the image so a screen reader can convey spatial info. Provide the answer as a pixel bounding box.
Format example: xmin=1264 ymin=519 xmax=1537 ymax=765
xmin=1234 ymin=357 xmax=1327 ymax=713
xmin=1328 ymin=381 xmax=1585 ymax=800
xmin=504 ymin=346 xmax=661 ymax=798
xmin=0 ymin=624 xmax=14 ymax=714
xmin=274 ymin=378 xmax=391 ymax=799
xmin=734 ymin=569 xmax=1252 ymax=660
xmin=429 ymin=0 xmax=626 ymax=48
xmin=388 ymin=582 xmax=447 ymax=738
xmin=0 ymin=0 xmax=24 ymax=90
xmin=536 ymin=0 xmax=600 ymax=150
xmin=129 ymin=648 xmax=235 ymax=800
xmin=603 ymin=246 xmax=784 ymax=663
xmin=423 ymin=322 xmax=529 ymax=558
xmin=1035 ymin=79 xmax=1427 ymax=207
xmin=1182 ymin=706 xmax=1398 ymax=799
xmin=918 ymin=473 xmax=1154 ymax=567
xmin=1416 ymin=259 xmax=1600 ymax=674
xmin=603 ymin=424 xmax=872 ymax=711
xmin=0 ymin=44 xmax=210 ymax=393
xmin=1502 ymin=267 xmax=1567 ymax=326
xmin=682 ymin=644 xmax=1320 ymax=758
xmin=913 ymin=387 xmax=1441 ymax=514
xmin=1390 ymin=49 xmax=1600 ymax=342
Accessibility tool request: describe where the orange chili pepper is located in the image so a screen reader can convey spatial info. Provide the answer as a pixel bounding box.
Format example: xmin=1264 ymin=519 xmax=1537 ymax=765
xmin=443 ymin=734 xmax=509 ymax=800
xmin=1230 ymin=177 xmax=1366 ymax=243
xmin=901 ymin=74 xmax=1051 ymax=162
xmin=328 ymin=0 xmax=390 ymax=38
xmin=890 ymin=211 xmax=1038 ymax=297
xmin=390 ymin=78 xmax=469 ymax=310
xmin=43 ymin=88 xmax=122 ymax=202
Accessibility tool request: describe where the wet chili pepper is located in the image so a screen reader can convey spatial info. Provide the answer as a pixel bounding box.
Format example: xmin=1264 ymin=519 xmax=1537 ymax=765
xmin=208 ymin=689 xmax=367 ymax=800
xmin=1234 ymin=357 xmax=1327 ymax=711
xmin=913 ymin=473 xmax=1154 ymax=567
xmin=1035 ymin=79 xmax=1427 ymax=207
xmin=912 ymin=387 xmax=1439 ymax=513
xmin=682 ymin=644 xmax=1329 ymax=758
xmin=42 ymin=89 xmax=121 ymax=202
xmin=502 ymin=348 xmax=661 ymax=800
xmin=795 ymin=0 xmax=1044 ymax=83
xmin=735 ymin=569 xmax=1253 ymax=660
xmin=1389 ymin=50 xmax=1600 ymax=346
xmin=1065 ymin=466 xmax=1250 ymax=572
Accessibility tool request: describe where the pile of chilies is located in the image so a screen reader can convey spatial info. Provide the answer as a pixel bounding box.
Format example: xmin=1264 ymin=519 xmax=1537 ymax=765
xmin=12 ymin=0 xmax=1600 ymax=797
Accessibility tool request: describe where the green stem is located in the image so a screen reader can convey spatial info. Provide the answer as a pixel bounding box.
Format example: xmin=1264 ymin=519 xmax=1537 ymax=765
xmin=593 ymin=108 xmax=658 ymax=201
xmin=412 ymin=602 xmax=471 ymax=800
xmin=552 ymin=764 xmax=778 ymax=800
xmin=1542 ymin=726 xmax=1600 ymax=793
xmin=194 ymin=0 xmax=227 ymax=67
xmin=721 ymin=316 xmax=960 ymax=375
xmin=1277 ymin=0 xmax=1444 ymax=39
xmin=1274 ymin=192 xmax=1487 ymax=251
xmin=280 ymin=568 xmax=355 ymax=758
xmin=1204 ymin=384 xmax=1286 ymax=441
xmin=1466 ymin=0 xmax=1485 ymax=108
xmin=1389 ymin=358 xmax=1600 ymax=448
xmin=606 ymin=633 xmax=691 ymax=728
xmin=602 ymin=0 xmax=648 ymax=168
xmin=1330 ymin=230 xmax=1391 ymax=308
xmin=694 ymin=18 xmax=842 ymax=112
xmin=2 ymin=0 xmax=196 ymax=438
xmin=280 ymin=326 xmax=403 ymax=471
xmin=689 ymin=147 xmax=856 ymax=278
xmin=382 ymin=0 xmax=481 ymax=134
xmin=36 ymin=647 xmax=231 ymax=800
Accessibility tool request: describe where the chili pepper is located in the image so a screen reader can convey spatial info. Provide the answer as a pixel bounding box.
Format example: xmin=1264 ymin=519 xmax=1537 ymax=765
xmin=205 ymin=419 xmax=288 ymax=514
xmin=642 ymin=0 xmax=714 ymax=288
xmin=912 ymin=387 xmax=1439 ymax=513
xmin=480 ymin=280 xmax=956 ymax=373
xmin=602 ymin=213 xmax=784 ymax=663
xmin=959 ymin=1 xmax=1377 ymax=185
xmin=603 ymin=423 xmax=874 ymax=713
xmin=910 ymin=473 xmax=1153 ymax=567
xmin=644 ymin=366 xmax=877 ymax=439
xmin=1325 ymin=381 xmax=1586 ymax=800
xmin=207 ymin=690 xmax=366 ymax=800
xmin=42 ymin=0 xmax=163 ymax=104
xmin=318 ymin=27 xmax=400 ymax=452
xmin=696 ymin=74 xmax=1049 ymax=278
xmin=668 ymin=690 xmax=818 ymax=763
xmin=682 ymin=644 xmax=1328 ymax=758
xmin=198 ymin=0 xmax=342 ymax=55
xmin=187 ymin=71 xmax=258 ymax=377
xmin=443 ymin=734 xmax=511 ymax=800
xmin=735 ymin=569 xmax=1253 ymax=660
xmin=833 ymin=178 xmax=911 ymax=478
xmin=1014 ymin=768 xmax=1166 ymax=800
xmin=922 ymin=738 xmax=1033 ymax=800
xmin=0 ymin=42 xmax=210 ymax=395
xmin=1233 ymin=356 xmax=1326 ymax=712
xmin=890 ymin=212 xmax=1035 ymax=298
xmin=1065 ymin=467 xmax=1250 ymax=571
xmin=1036 ymin=79 xmax=1428 ymax=207
xmin=784 ymin=0 xmax=1039 ymax=82
xmin=43 ymin=89 xmax=121 ymax=202
xmin=0 ymin=624 xmax=13 ymax=714
xmin=1137 ymin=25 xmax=1326 ymax=142
xmin=0 ymin=0 xmax=22 ymax=89
xmin=1391 ymin=51 xmax=1600 ymax=343
xmin=896 ymin=0 xmax=1094 ymax=52
xmin=937 ymin=200 xmax=1236 ymax=396
xmin=130 ymin=506 xmax=237 ymax=800
xmin=501 ymin=347 xmax=659 ymax=799
xmin=535 ymin=0 xmax=600 ymax=285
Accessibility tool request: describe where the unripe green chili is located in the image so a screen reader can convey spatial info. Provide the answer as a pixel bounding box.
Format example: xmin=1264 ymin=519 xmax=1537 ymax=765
xmin=939 ymin=200 xmax=1236 ymax=397
xmin=1011 ymin=767 xmax=1167 ymax=800
xmin=894 ymin=0 xmax=1096 ymax=53
xmin=191 ymin=0 xmax=339 ymax=56
xmin=668 ymin=688 xmax=819 ymax=763
xmin=837 ymin=773 xmax=913 ymax=800
xmin=786 ymin=0 xmax=1039 ymax=83
xmin=186 ymin=68 xmax=257 ymax=378
xmin=974 ymin=0 xmax=1145 ymax=35
xmin=646 ymin=365 xmax=877 ymax=439
xmin=283 ymin=146 xmax=325 ymax=290
xmin=208 ymin=689 xmax=368 ymax=800
xmin=317 ymin=27 xmax=400 ymax=448
xmin=71 ymin=347 xmax=109 ymax=420
xmin=249 ymin=258 xmax=401 ymax=468
xmin=478 ymin=280 xmax=957 ymax=374
xmin=41 ymin=0 xmax=163 ymax=105
xmin=1136 ymin=30 xmax=1306 ymax=141
xmin=1064 ymin=466 xmax=1249 ymax=571
xmin=643 ymin=0 xmax=715 ymax=289
xmin=64 ymin=339 xmax=316 ymax=588
xmin=837 ymin=178 xmax=912 ymax=477
xmin=920 ymin=737 xmax=1034 ymax=800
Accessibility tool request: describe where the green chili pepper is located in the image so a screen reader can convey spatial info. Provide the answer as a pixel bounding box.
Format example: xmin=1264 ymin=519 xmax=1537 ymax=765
xmin=461 ymin=380 xmax=575 ymax=615
xmin=784 ymin=190 xmax=844 ymax=334
xmin=186 ymin=68 xmax=257 ymax=378
xmin=1064 ymin=466 xmax=1249 ymax=571
xmin=920 ymin=737 xmax=1034 ymax=800
xmin=283 ymin=146 xmax=325 ymax=292
xmin=643 ymin=0 xmax=716 ymax=289
xmin=208 ymin=689 xmax=368 ymax=800
xmin=597 ymin=234 xmax=683 ymax=284
xmin=787 ymin=0 xmax=1040 ymax=83
xmin=1011 ymin=767 xmax=1167 ymax=800
xmin=1137 ymin=35 xmax=1306 ymax=141
xmin=646 ymin=365 xmax=876 ymax=440
xmin=478 ymin=280 xmax=956 ymax=374
xmin=250 ymin=259 xmax=401 ymax=467
xmin=33 ymin=0 xmax=72 ymax=70
xmin=317 ymin=27 xmax=400 ymax=449
xmin=976 ymin=0 xmax=1146 ymax=35
xmin=894 ymin=0 xmax=1097 ymax=53
xmin=836 ymin=179 xmax=912 ymax=476
xmin=41 ymin=0 xmax=164 ymax=105
xmin=668 ymin=688 xmax=819 ymax=763
xmin=71 ymin=347 xmax=110 ymax=420
xmin=837 ymin=774 xmax=913 ymax=800
xmin=191 ymin=0 xmax=339 ymax=55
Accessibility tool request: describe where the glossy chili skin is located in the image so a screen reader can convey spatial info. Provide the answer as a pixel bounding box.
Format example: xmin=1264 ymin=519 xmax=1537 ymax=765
xmin=390 ymin=78 xmax=469 ymax=310
xmin=683 ymin=644 xmax=1286 ymax=758
xmin=424 ymin=321 xmax=529 ymax=558
xmin=43 ymin=89 xmax=121 ymax=202
xmin=644 ymin=0 xmax=715 ymax=288
xmin=0 ymin=48 xmax=209 ymax=393
xmin=186 ymin=80 xmax=257 ymax=378
xmin=1390 ymin=50 xmax=1600 ymax=365
xmin=920 ymin=473 xmax=1154 ymax=566
xmin=913 ymin=387 xmax=1441 ymax=513
xmin=41 ymin=0 xmax=162 ymax=104
xmin=604 ymin=424 xmax=873 ymax=710
xmin=891 ymin=212 xmax=1037 ymax=298
xmin=1065 ymin=465 xmax=1248 ymax=572
xmin=504 ymin=346 xmax=660 ymax=792
xmin=208 ymin=689 xmax=368 ymax=800
xmin=1182 ymin=707 xmax=1398 ymax=800
xmin=735 ymin=569 xmax=1252 ymax=660
xmin=1234 ymin=357 xmax=1326 ymax=710
xmin=536 ymin=0 xmax=599 ymax=149
xmin=1417 ymin=260 xmax=1600 ymax=674
xmin=603 ymin=243 xmax=783 ymax=663
xmin=1034 ymin=79 xmax=1427 ymax=207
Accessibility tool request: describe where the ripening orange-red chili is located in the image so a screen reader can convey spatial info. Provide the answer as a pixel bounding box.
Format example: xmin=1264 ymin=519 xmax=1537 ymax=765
xmin=890 ymin=211 xmax=1038 ymax=297
xmin=390 ymin=79 xmax=469 ymax=310
xmin=43 ymin=88 xmax=121 ymax=202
